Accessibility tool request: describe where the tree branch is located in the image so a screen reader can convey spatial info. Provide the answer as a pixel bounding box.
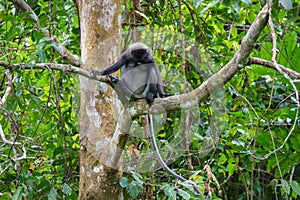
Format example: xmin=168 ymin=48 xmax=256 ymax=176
xmin=0 ymin=124 xmax=27 ymax=162
xmin=250 ymin=57 xmax=300 ymax=79
xmin=10 ymin=0 xmax=81 ymax=66
xmin=0 ymin=61 xmax=112 ymax=85
xmin=0 ymin=69 xmax=12 ymax=106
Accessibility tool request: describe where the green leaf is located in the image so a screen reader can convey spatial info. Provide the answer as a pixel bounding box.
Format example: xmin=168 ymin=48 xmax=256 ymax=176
xmin=232 ymin=2 xmax=240 ymax=12
xmin=37 ymin=73 xmax=51 ymax=87
xmin=0 ymin=192 xmax=12 ymax=200
xmin=119 ymin=177 xmax=129 ymax=188
xmin=53 ymin=147 xmax=64 ymax=158
xmin=48 ymin=187 xmax=58 ymax=200
xmin=290 ymin=181 xmax=300 ymax=195
xmin=194 ymin=0 xmax=204 ymax=8
xmin=12 ymin=186 xmax=23 ymax=200
xmin=47 ymin=42 xmax=59 ymax=49
xmin=177 ymin=189 xmax=191 ymax=199
xmin=282 ymin=180 xmax=290 ymax=195
xmin=279 ymin=0 xmax=293 ymax=10
xmin=291 ymin=133 xmax=300 ymax=152
xmin=37 ymin=49 xmax=46 ymax=62
xmin=15 ymin=89 xmax=23 ymax=97
xmin=200 ymin=0 xmax=220 ymax=15
xmin=232 ymin=140 xmax=245 ymax=147
xmin=164 ymin=185 xmax=176 ymax=197
xmin=227 ymin=163 xmax=237 ymax=176
xmin=130 ymin=171 xmax=144 ymax=185
xmin=168 ymin=194 xmax=177 ymax=200
xmin=128 ymin=183 xmax=139 ymax=198
xmin=62 ymin=183 xmax=72 ymax=195
xmin=231 ymin=27 xmax=237 ymax=38
xmin=241 ymin=0 xmax=251 ymax=6
xmin=39 ymin=37 xmax=53 ymax=43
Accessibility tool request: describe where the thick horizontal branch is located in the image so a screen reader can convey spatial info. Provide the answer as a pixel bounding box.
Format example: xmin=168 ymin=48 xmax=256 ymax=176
xmin=10 ymin=0 xmax=81 ymax=66
xmin=250 ymin=57 xmax=300 ymax=79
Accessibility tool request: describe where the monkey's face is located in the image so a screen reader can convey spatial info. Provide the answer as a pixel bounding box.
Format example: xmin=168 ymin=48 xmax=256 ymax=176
xmin=131 ymin=48 xmax=152 ymax=63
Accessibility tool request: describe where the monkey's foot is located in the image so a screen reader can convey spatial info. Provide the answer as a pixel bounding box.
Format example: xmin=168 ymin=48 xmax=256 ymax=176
xmin=146 ymin=92 xmax=154 ymax=104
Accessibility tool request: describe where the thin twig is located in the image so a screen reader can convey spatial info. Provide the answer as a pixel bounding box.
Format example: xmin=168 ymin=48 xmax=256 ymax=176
xmin=252 ymin=9 xmax=299 ymax=160
xmin=0 ymin=69 xmax=12 ymax=106
xmin=0 ymin=124 xmax=27 ymax=161
xmin=250 ymin=58 xmax=300 ymax=79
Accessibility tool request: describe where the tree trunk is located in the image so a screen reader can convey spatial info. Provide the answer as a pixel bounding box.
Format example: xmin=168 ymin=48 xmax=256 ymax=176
xmin=76 ymin=0 xmax=123 ymax=199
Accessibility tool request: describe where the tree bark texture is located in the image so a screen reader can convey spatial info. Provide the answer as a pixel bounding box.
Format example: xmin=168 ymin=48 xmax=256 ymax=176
xmin=76 ymin=0 xmax=123 ymax=199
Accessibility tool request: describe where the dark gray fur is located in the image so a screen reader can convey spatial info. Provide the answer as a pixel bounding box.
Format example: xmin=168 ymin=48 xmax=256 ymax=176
xmin=99 ymin=42 xmax=165 ymax=104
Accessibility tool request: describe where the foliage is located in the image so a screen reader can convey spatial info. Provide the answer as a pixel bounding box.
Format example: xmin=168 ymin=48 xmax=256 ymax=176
xmin=0 ymin=0 xmax=79 ymax=199
xmin=0 ymin=0 xmax=299 ymax=199
xmin=121 ymin=0 xmax=300 ymax=199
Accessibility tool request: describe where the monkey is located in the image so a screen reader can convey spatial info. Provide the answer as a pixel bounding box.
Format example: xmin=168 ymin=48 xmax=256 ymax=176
xmin=98 ymin=42 xmax=166 ymax=105
xmin=99 ymin=42 xmax=202 ymax=195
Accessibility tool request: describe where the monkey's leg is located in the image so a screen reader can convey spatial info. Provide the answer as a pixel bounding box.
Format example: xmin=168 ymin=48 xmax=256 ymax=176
xmin=114 ymin=80 xmax=136 ymax=107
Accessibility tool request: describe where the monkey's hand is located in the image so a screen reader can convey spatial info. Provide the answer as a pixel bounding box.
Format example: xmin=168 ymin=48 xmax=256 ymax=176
xmin=91 ymin=70 xmax=119 ymax=88
xmin=108 ymin=75 xmax=119 ymax=84
xmin=91 ymin=70 xmax=104 ymax=77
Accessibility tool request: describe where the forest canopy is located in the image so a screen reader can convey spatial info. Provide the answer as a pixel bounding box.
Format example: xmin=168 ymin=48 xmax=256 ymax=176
xmin=0 ymin=0 xmax=299 ymax=199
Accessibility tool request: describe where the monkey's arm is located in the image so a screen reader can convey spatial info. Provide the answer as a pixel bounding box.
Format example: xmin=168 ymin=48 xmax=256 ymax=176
xmin=99 ymin=53 xmax=127 ymax=75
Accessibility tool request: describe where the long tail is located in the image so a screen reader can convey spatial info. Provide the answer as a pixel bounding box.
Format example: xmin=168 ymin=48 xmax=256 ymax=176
xmin=147 ymin=114 xmax=204 ymax=197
